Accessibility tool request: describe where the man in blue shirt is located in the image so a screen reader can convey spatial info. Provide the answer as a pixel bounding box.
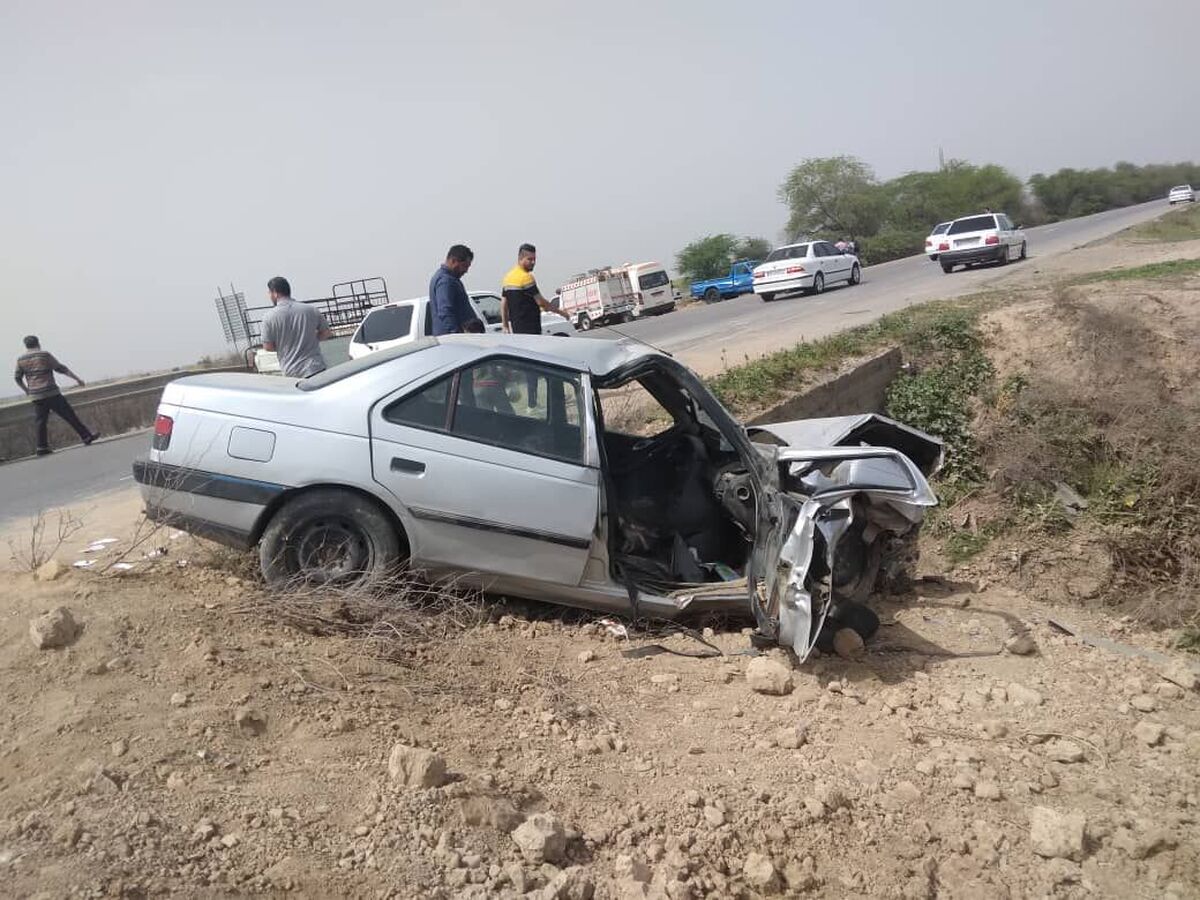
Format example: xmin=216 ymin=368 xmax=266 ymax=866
xmin=429 ymin=245 xmax=480 ymax=336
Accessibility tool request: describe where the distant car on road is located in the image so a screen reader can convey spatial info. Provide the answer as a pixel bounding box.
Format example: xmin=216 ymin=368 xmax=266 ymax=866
xmin=751 ymin=241 xmax=861 ymax=301
xmin=924 ymin=222 xmax=952 ymax=261
xmin=1168 ymin=185 xmax=1196 ymax=205
xmin=689 ymin=261 xmax=759 ymax=303
xmin=347 ymin=292 xmax=572 ymax=360
xmin=935 ymin=213 xmax=1027 ymax=274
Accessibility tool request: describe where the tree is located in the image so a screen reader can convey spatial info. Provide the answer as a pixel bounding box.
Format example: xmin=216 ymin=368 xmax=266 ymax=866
xmin=778 ymin=156 xmax=886 ymax=241
xmin=738 ymin=236 xmax=772 ymax=262
xmin=676 ymin=234 xmax=772 ymax=281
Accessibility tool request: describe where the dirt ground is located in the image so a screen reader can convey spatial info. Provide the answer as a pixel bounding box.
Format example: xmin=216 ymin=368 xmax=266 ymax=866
xmin=3 ymin=233 xmax=1200 ymax=900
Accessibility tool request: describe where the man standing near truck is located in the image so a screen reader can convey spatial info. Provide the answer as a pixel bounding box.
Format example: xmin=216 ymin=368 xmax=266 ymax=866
xmin=13 ymin=335 xmax=98 ymax=456
xmin=429 ymin=245 xmax=482 ymax=335
xmin=261 ymin=276 xmax=332 ymax=378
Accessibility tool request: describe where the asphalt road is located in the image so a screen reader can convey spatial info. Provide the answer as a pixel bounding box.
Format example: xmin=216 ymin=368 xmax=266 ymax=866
xmin=0 ymin=431 xmax=148 ymax=526
xmin=593 ymin=200 xmax=1171 ymax=361
xmin=0 ymin=200 xmax=1173 ymax=527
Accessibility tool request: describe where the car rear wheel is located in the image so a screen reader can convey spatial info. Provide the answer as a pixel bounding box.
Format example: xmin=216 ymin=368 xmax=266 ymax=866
xmin=848 ymin=263 xmax=861 ymax=285
xmin=809 ymin=273 xmax=825 ymax=296
xmin=259 ymin=488 xmax=403 ymax=587
xmin=703 ymin=287 xmax=721 ymax=303
xmin=1019 ymin=241 xmax=1027 ymax=260
xmin=996 ymin=245 xmax=1009 ymax=266
xmin=941 ymin=263 xmax=954 ymax=274
xmin=577 ymin=313 xmax=593 ymax=331
xmin=760 ymin=292 xmax=775 ymax=302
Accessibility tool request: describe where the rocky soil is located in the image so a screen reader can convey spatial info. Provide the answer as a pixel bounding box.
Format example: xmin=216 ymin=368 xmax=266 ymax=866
xmin=1 ymin=550 xmax=1198 ymax=899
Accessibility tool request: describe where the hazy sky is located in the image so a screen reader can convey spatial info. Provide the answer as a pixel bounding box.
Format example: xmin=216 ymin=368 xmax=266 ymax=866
xmin=3 ymin=0 xmax=1198 ymax=381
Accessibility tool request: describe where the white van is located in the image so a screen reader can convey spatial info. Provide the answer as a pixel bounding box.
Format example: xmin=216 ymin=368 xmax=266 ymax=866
xmin=620 ymin=262 xmax=676 ymax=317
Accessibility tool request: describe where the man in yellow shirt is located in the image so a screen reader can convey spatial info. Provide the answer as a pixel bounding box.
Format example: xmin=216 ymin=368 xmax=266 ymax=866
xmin=500 ymin=243 xmax=567 ymax=336
xmin=501 ymin=243 xmax=569 ymax=408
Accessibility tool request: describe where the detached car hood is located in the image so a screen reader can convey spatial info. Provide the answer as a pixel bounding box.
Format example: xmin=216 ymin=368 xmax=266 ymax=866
xmin=748 ymin=413 xmax=944 ymax=477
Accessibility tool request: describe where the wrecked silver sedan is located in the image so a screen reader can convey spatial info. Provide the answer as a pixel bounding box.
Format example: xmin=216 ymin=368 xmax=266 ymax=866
xmin=133 ymin=335 xmax=941 ymax=658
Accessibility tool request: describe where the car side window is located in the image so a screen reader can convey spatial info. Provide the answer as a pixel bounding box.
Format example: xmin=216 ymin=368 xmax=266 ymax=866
xmin=815 ymin=243 xmax=831 ymax=257
xmin=384 ymin=375 xmax=452 ymax=430
xmin=473 ymin=294 xmax=502 ymax=325
xmin=453 ymin=360 xmax=585 ymax=463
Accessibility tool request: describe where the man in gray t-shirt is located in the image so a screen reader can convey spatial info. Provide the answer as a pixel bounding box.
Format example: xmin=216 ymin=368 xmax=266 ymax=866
xmin=260 ymin=276 xmax=332 ymax=378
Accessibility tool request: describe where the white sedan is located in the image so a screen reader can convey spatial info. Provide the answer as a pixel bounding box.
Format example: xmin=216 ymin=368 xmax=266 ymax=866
xmin=924 ymin=222 xmax=951 ymax=261
xmin=752 ymin=240 xmax=862 ymax=301
xmin=935 ymin=213 xmax=1027 ymax=274
xmin=1168 ymin=185 xmax=1195 ymax=204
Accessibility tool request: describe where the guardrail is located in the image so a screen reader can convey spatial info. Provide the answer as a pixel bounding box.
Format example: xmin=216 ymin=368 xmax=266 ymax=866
xmin=0 ymin=366 xmax=244 ymax=462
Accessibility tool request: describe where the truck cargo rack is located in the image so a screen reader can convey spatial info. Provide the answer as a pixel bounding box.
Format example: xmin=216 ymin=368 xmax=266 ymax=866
xmin=243 ymin=277 xmax=389 ymax=345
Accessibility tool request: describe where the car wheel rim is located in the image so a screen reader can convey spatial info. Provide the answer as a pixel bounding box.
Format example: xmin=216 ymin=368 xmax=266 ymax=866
xmin=293 ymin=517 xmax=370 ymax=580
xmin=815 ymin=276 xmax=823 ymax=293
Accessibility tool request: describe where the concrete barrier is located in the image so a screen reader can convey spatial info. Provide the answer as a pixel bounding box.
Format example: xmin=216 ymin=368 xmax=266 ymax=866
xmin=747 ymin=347 xmax=903 ymax=425
xmin=0 ymin=367 xmax=243 ymax=462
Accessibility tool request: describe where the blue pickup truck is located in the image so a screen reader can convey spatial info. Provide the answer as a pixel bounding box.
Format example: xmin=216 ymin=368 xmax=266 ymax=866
xmin=689 ymin=260 xmax=760 ymax=302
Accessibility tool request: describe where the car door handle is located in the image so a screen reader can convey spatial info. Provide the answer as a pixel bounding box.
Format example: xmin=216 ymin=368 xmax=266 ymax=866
xmin=390 ymin=457 xmax=426 ymax=474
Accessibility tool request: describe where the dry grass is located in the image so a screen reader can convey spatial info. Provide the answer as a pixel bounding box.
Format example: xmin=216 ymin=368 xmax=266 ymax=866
xmin=233 ymin=568 xmax=488 ymax=665
xmin=978 ymin=281 xmax=1200 ymax=626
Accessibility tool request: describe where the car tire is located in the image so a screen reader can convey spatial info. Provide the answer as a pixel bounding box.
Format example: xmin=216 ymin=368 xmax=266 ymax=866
xmin=809 ymin=273 xmax=824 ymax=296
xmin=996 ymin=246 xmax=1009 ymax=266
xmin=259 ymin=488 xmax=404 ymax=587
xmin=578 ymin=313 xmax=593 ymax=331
xmin=1019 ymin=241 xmax=1027 ymax=260
xmin=848 ymin=263 xmax=861 ymax=286
xmin=760 ymin=292 xmax=775 ymax=302
xmin=703 ymin=287 xmax=721 ymax=303
xmin=941 ymin=263 xmax=954 ymax=274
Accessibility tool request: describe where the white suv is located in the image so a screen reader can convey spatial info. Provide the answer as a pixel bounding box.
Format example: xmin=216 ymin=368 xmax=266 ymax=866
xmin=935 ymin=213 xmax=1027 ymax=274
xmin=1168 ymin=185 xmax=1195 ymax=205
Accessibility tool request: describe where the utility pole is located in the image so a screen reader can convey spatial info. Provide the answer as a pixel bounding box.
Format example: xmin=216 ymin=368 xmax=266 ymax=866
xmin=938 ymin=146 xmax=946 ymax=170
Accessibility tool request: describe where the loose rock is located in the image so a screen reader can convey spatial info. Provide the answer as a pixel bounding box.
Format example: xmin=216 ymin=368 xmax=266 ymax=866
xmin=34 ymin=559 xmax=66 ymax=582
xmin=1005 ymin=633 xmax=1038 ymax=655
xmin=512 ymin=813 xmax=567 ymax=864
xmin=832 ymin=628 xmax=865 ymax=661
xmin=742 ymin=852 xmax=780 ymax=892
xmin=1029 ymin=807 xmax=1086 ymax=861
xmin=29 ymin=607 xmax=80 ymax=650
xmin=746 ymin=658 xmax=794 ymax=696
xmin=1045 ymin=739 xmax=1086 ymax=763
xmin=234 ymin=706 xmax=268 ymax=736
xmin=387 ymin=744 xmax=448 ymax=788
xmin=1007 ymin=683 xmax=1045 ymax=707
xmin=169 ymin=692 xmax=190 ymax=708
xmin=1133 ymin=721 xmax=1165 ymax=747
xmin=460 ymin=795 xmax=523 ymax=833
xmin=1130 ymin=694 xmax=1158 ymax=713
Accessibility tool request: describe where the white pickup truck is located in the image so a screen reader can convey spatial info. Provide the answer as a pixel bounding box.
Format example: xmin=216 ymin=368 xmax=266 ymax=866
xmin=255 ymin=291 xmax=573 ymax=371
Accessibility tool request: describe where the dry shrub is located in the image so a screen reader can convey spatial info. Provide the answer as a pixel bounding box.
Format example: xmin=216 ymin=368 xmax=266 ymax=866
xmin=7 ymin=509 xmax=82 ymax=570
xmin=235 ymin=568 xmax=487 ymax=664
xmin=979 ymin=286 xmax=1200 ymax=625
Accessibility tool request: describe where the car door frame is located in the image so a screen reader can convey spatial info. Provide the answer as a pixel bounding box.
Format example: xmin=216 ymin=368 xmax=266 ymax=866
xmin=367 ymin=355 xmax=602 ymax=589
xmin=469 ymin=292 xmax=504 ymax=333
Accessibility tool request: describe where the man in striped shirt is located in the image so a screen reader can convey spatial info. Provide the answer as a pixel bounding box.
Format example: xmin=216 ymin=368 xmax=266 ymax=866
xmin=13 ymin=335 xmax=97 ymax=457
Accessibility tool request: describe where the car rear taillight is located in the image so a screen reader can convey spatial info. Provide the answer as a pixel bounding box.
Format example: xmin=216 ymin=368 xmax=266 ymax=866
xmin=786 ymin=266 xmax=806 ymax=274
xmin=985 ymin=235 xmax=1000 ymax=245
xmin=153 ymin=414 xmax=174 ymax=451
xmin=753 ymin=271 xmax=764 ymax=279
xmin=925 ymin=240 xmax=932 ymax=248
xmin=938 ymin=242 xmax=949 ymax=252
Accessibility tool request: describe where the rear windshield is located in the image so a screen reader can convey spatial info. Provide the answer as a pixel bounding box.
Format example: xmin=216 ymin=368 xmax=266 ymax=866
xmin=948 ymin=215 xmax=997 ymax=234
xmin=636 ymin=270 xmax=670 ymax=290
xmin=298 ymin=338 xmax=437 ymax=391
xmin=764 ymin=244 xmax=808 ymax=262
xmin=932 ymin=222 xmax=950 ymax=235
xmin=357 ymin=305 xmax=414 ymax=343
xmin=1172 ymin=185 xmax=1192 ymax=192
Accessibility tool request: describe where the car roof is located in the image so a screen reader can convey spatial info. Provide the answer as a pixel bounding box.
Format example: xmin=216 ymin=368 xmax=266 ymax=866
xmin=369 ymin=289 xmax=500 ymax=311
xmin=437 ymin=334 xmax=659 ymax=374
xmin=953 ymin=212 xmax=1000 ymax=221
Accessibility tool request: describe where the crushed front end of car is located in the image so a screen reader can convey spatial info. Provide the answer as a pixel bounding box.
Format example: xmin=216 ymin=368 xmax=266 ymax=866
xmin=747 ymin=416 xmax=943 ymax=660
